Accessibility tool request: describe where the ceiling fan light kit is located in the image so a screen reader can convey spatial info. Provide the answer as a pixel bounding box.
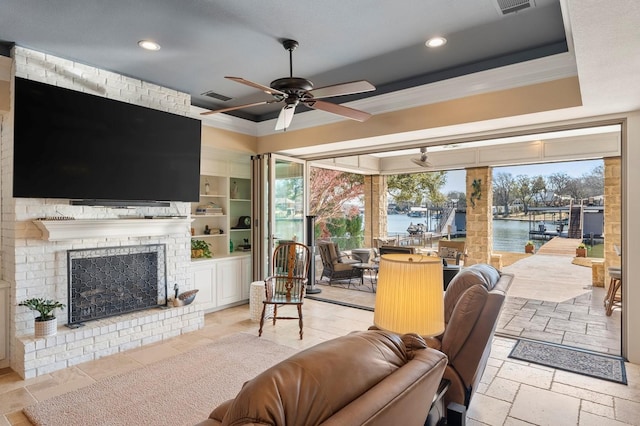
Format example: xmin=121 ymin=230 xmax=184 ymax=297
xmin=201 ymin=39 xmax=376 ymax=130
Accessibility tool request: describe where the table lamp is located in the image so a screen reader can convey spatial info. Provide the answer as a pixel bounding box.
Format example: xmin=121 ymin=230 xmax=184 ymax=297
xmin=374 ymin=253 xmax=444 ymax=336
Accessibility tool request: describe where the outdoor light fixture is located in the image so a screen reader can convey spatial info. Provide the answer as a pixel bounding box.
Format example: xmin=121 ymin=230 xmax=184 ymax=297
xmin=374 ymin=254 xmax=444 ymax=336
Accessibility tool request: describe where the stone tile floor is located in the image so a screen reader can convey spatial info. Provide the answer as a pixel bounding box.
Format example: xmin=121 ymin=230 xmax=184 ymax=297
xmin=1 ymin=298 xmax=637 ymax=425
xmin=0 ymin=251 xmax=630 ymax=425
xmin=499 ymin=253 xmax=621 ymax=356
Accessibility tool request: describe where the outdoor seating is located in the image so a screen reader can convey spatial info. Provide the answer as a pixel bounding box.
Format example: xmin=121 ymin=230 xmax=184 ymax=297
xmin=437 ymin=240 xmax=467 ymax=265
xmin=604 ymin=244 xmax=622 ymax=316
xmin=317 ymin=241 xmax=363 ymax=285
xmin=378 ymin=245 xmax=416 ymax=255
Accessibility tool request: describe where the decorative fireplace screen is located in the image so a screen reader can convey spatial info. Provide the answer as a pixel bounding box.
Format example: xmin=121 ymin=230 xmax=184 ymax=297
xmin=67 ymin=244 xmax=167 ymax=325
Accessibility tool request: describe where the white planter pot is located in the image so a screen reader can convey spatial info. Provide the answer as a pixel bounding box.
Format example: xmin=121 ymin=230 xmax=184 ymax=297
xmin=34 ymin=317 xmax=58 ymax=338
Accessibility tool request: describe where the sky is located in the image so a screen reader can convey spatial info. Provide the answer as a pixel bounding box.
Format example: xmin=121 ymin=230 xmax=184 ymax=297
xmin=441 ymin=159 xmax=603 ymax=194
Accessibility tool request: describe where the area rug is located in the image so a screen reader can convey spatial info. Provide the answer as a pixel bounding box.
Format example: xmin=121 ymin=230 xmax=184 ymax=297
xmin=23 ymin=333 xmax=297 ymax=426
xmin=509 ymin=339 xmax=627 ymax=384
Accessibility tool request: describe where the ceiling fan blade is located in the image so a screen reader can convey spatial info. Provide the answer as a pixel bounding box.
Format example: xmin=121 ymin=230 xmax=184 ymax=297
xmin=305 ymin=100 xmax=371 ymax=122
xmin=275 ymin=104 xmax=297 ymax=131
xmin=200 ymin=100 xmax=272 ymax=116
xmin=308 ymin=80 xmax=375 ymax=99
xmin=225 ymin=76 xmax=287 ymax=97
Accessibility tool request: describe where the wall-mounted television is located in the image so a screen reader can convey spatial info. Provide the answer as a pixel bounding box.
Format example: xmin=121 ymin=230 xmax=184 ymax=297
xmin=13 ymin=77 xmax=201 ymax=204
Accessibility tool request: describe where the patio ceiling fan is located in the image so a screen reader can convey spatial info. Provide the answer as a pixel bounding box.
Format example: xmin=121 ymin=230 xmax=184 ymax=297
xmin=200 ymin=39 xmax=376 ymax=130
xmin=411 ymin=147 xmax=432 ymax=168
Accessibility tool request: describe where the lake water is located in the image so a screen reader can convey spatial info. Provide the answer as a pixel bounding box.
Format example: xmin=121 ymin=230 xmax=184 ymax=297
xmin=387 ymin=214 xmax=538 ymax=252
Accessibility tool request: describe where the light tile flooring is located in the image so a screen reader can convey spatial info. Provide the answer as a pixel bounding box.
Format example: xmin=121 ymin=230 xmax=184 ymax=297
xmin=498 ymin=253 xmax=622 ymax=356
xmin=1 ymin=298 xmax=638 ymax=426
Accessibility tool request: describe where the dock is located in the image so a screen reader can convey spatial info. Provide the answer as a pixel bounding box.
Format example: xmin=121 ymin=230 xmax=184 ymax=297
xmin=535 ymin=236 xmax=583 ymax=256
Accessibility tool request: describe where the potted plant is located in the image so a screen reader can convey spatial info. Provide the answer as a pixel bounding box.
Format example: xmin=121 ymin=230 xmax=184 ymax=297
xmin=524 ymin=241 xmax=535 ymax=254
xmin=191 ymin=239 xmax=212 ymax=258
xmin=576 ymin=243 xmax=587 ymax=257
xmin=19 ymin=298 xmax=66 ymax=337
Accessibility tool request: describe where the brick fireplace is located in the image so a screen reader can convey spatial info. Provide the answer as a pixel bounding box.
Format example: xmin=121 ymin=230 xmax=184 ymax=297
xmin=1 ymin=47 xmax=204 ymax=378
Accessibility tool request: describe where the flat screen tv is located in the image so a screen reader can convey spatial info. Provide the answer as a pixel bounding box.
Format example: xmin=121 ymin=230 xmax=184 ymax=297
xmin=13 ymin=77 xmax=201 ymax=204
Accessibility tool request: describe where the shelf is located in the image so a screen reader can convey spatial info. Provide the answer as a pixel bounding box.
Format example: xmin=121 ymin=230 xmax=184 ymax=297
xmin=230 ymin=228 xmax=251 ymax=232
xmin=192 ymin=214 xmax=226 ymax=218
xmin=199 ymin=194 xmax=225 ymax=198
xmin=34 ymin=218 xmax=191 ymax=241
xmin=192 ymin=234 xmax=225 ymax=238
xmin=230 ymin=198 xmax=251 ymax=202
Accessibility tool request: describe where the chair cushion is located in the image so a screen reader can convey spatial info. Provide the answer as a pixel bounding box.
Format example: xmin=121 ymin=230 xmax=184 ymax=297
xmin=438 ymin=247 xmax=458 ymax=259
xmin=327 ymin=243 xmax=339 ymax=263
xmin=333 ymin=262 xmax=356 ymax=272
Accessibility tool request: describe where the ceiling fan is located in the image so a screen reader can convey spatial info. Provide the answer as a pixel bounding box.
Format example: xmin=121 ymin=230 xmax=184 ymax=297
xmin=201 ymin=39 xmax=376 ymax=130
xmin=411 ymin=147 xmax=432 ymax=167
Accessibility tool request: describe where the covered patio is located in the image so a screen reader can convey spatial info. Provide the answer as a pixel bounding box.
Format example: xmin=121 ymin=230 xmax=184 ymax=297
xmin=309 ymin=236 xmax=621 ymax=356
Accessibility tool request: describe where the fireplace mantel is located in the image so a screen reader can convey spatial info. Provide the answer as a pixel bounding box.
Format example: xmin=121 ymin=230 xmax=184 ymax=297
xmin=33 ymin=218 xmax=192 ymax=241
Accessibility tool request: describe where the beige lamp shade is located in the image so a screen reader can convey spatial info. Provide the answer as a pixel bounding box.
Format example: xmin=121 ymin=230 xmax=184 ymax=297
xmin=374 ymin=253 xmax=444 ymax=336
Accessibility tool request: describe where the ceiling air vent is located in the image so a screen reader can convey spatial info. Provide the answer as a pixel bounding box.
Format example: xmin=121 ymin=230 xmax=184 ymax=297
xmin=494 ymin=0 xmax=535 ymax=15
xmin=202 ymin=90 xmax=232 ymax=102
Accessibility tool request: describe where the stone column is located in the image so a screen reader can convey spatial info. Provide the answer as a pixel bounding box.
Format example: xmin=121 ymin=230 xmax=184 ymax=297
xmin=604 ymin=157 xmax=621 ymax=283
xmin=364 ymin=175 xmax=387 ymax=248
xmin=465 ymin=167 xmax=493 ymax=265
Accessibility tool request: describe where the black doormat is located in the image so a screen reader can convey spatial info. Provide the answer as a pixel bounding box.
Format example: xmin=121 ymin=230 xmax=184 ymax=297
xmin=508 ymin=339 xmax=627 ymax=385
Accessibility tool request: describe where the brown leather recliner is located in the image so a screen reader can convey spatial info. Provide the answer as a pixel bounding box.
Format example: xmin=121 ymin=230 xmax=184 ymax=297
xmin=425 ymin=263 xmax=513 ymax=411
xmin=196 ymin=330 xmax=447 ymax=426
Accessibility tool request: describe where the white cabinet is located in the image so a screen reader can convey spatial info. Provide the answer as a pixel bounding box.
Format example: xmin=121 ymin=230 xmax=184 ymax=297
xmin=190 ymin=261 xmax=217 ymax=310
xmin=216 ymin=258 xmax=243 ymax=306
xmin=0 ymin=285 xmax=7 ymax=363
xmin=189 ymin=254 xmax=251 ymax=312
xmin=241 ymin=256 xmax=252 ymax=300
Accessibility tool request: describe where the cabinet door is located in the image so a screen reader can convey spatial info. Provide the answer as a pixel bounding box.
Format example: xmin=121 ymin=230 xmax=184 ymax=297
xmin=216 ymin=259 xmax=243 ymax=306
xmin=241 ymin=256 xmax=252 ymax=300
xmin=190 ymin=262 xmax=217 ymax=309
xmin=0 ymin=287 xmax=7 ymax=362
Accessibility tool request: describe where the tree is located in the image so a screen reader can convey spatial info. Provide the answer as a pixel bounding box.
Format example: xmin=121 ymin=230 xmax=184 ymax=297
xmin=531 ymin=175 xmax=547 ymax=206
xmin=580 ymin=165 xmax=604 ymax=198
xmin=387 ymin=172 xmax=448 ymax=207
xmin=546 ymin=172 xmax=572 ymax=203
xmin=512 ymin=174 xmax=546 ymax=213
xmin=309 ymin=167 xmax=364 ymax=239
xmin=493 ymin=172 xmax=515 ymax=215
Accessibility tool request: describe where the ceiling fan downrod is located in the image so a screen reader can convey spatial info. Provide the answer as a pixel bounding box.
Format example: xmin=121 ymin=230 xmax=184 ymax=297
xmin=282 ymin=39 xmax=299 ymax=78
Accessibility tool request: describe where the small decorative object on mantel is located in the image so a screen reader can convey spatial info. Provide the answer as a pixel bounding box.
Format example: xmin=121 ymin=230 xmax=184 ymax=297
xmin=19 ymin=298 xmax=66 ymax=338
xmin=204 ymin=179 xmax=210 ymax=195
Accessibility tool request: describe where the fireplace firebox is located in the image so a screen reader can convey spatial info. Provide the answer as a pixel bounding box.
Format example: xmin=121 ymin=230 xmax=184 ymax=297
xmin=67 ymin=244 xmax=167 ymax=325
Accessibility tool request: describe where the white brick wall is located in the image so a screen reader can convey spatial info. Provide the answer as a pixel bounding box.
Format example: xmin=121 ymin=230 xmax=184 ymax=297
xmin=17 ymin=305 xmax=203 ymax=379
xmin=1 ymin=47 xmax=204 ymax=377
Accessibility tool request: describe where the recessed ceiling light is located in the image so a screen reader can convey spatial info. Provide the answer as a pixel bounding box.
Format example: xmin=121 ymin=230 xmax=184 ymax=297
xmin=138 ymin=40 xmax=161 ymax=51
xmin=425 ymin=37 xmax=447 ymax=48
